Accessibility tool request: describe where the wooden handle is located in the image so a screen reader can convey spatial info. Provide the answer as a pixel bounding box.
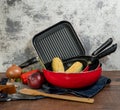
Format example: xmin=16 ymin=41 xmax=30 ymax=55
xmin=19 ymin=88 xmax=94 ymax=103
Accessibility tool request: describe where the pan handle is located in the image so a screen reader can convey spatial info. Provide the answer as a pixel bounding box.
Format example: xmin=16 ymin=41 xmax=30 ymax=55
xmin=94 ymin=43 xmax=117 ymax=59
xmin=19 ymin=57 xmax=39 ymax=68
xmin=92 ymin=38 xmax=113 ymax=56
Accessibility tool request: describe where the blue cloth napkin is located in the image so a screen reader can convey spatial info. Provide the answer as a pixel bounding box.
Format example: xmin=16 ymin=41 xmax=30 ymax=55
xmin=42 ymin=76 xmax=111 ymax=98
xmin=0 ymin=76 xmax=111 ymax=101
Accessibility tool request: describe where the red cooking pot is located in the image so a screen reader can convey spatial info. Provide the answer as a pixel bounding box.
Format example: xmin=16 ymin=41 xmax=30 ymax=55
xmin=42 ymin=43 xmax=117 ymax=89
xmin=43 ymin=64 xmax=102 ymax=89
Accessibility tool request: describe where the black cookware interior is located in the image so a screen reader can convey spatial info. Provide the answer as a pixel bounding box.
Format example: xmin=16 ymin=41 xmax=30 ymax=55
xmin=45 ymin=43 xmax=117 ymax=71
xmin=19 ymin=20 xmax=115 ymax=70
xmin=32 ymin=21 xmax=85 ymax=64
xmin=45 ymin=59 xmax=88 ymax=72
xmin=67 ymin=43 xmax=117 ymax=71
xmin=61 ymin=38 xmax=115 ymax=71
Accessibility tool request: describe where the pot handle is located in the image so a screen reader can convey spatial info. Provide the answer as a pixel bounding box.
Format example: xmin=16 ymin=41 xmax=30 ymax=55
xmin=19 ymin=57 xmax=38 ymax=68
xmin=94 ymin=43 xmax=117 ymax=59
xmin=92 ymin=38 xmax=113 ymax=56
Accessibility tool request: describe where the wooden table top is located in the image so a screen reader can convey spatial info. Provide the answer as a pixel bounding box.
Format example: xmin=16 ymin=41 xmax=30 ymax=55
xmin=0 ymin=71 xmax=120 ymax=110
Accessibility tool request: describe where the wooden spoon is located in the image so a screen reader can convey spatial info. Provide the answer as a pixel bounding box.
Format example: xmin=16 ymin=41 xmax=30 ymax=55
xmin=19 ymin=88 xmax=94 ymax=103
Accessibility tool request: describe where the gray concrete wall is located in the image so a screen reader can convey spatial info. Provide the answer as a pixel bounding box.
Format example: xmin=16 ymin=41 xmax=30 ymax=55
xmin=0 ymin=0 xmax=120 ymax=72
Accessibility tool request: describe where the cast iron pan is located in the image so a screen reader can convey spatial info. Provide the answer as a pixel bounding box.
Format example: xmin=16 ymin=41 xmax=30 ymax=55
xmin=19 ymin=21 xmax=114 ymax=69
xmin=33 ymin=21 xmax=85 ymax=63
xmin=19 ymin=21 xmax=85 ymax=68
xmin=55 ymin=38 xmax=116 ymax=71
xmin=65 ymin=43 xmax=117 ymax=71
xmin=19 ymin=36 xmax=115 ymax=71
xmin=45 ymin=43 xmax=117 ymax=71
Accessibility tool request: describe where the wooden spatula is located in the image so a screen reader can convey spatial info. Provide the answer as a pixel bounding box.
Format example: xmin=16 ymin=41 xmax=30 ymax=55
xmin=19 ymin=88 xmax=94 ymax=103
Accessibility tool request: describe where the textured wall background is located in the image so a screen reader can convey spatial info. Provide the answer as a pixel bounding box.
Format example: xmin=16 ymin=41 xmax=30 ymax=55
xmin=0 ymin=0 xmax=120 ymax=72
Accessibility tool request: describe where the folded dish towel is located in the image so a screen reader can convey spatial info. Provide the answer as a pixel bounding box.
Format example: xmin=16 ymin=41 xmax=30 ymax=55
xmin=0 ymin=76 xmax=111 ymax=101
xmin=42 ymin=76 xmax=111 ymax=98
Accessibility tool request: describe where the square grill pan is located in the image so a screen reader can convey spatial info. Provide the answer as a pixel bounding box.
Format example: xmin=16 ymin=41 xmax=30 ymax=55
xmin=32 ymin=21 xmax=85 ymax=64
